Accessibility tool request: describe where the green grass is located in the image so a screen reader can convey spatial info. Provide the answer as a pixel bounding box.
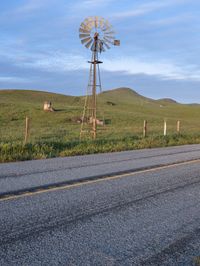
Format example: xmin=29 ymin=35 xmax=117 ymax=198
xmin=1 ymin=87 xmax=200 ymax=162
xmin=1 ymin=133 xmax=200 ymax=163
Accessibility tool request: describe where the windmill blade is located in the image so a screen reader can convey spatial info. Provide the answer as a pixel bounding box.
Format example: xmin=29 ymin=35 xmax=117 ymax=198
xmin=86 ymin=17 xmax=94 ymax=23
xmin=79 ymin=27 xmax=90 ymax=34
xmin=79 ymin=33 xmax=90 ymax=39
xmin=97 ymin=17 xmax=102 ymax=28
xmin=102 ymin=40 xmax=110 ymax=49
xmin=98 ymin=43 xmax=105 ymax=53
xmin=91 ymin=41 xmax=100 ymax=52
xmin=85 ymin=39 xmax=93 ymax=49
xmin=80 ymin=22 xmax=88 ymax=29
xmin=83 ymin=17 xmax=91 ymax=25
xmin=94 ymin=16 xmax=99 ymax=29
xmin=102 ymin=25 xmax=112 ymax=32
xmin=102 ymin=20 xmax=112 ymax=31
xmin=87 ymin=22 xmax=94 ymax=30
xmin=98 ymin=17 xmax=105 ymax=28
xmin=81 ymin=37 xmax=92 ymax=44
xmin=104 ymin=36 xmax=115 ymax=43
xmin=97 ymin=40 xmax=103 ymax=53
xmin=104 ymin=30 xmax=115 ymax=35
xmin=82 ymin=18 xmax=93 ymax=31
xmin=85 ymin=17 xmax=95 ymax=30
xmin=103 ymin=37 xmax=114 ymax=45
xmin=91 ymin=42 xmax=95 ymax=51
xmin=105 ymin=19 xmax=112 ymax=27
xmin=83 ymin=24 xmax=92 ymax=31
xmin=104 ymin=35 xmax=115 ymax=39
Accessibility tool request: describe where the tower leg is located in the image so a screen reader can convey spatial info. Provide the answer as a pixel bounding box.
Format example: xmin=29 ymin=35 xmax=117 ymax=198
xmin=80 ymin=36 xmax=103 ymax=140
xmin=92 ymin=49 xmax=97 ymax=139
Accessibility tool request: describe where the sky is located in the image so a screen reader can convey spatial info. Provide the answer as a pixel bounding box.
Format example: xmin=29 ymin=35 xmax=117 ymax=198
xmin=0 ymin=0 xmax=200 ymax=103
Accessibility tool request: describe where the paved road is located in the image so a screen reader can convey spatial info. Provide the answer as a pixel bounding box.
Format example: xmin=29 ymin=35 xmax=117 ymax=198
xmin=0 ymin=144 xmax=200 ymax=265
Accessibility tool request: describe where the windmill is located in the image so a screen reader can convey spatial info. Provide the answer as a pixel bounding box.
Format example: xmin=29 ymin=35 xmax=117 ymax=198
xmin=79 ymin=16 xmax=120 ymax=139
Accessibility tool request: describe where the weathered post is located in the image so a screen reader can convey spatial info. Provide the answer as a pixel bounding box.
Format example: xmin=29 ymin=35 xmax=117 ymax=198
xmin=164 ymin=120 xmax=167 ymax=136
xmin=24 ymin=116 xmax=30 ymax=144
xmin=143 ymin=120 xmax=147 ymax=138
xmin=177 ymin=120 xmax=180 ymax=133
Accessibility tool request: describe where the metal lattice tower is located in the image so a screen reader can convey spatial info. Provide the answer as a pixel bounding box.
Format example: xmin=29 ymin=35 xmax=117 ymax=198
xmin=79 ymin=16 xmax=120 ymax=140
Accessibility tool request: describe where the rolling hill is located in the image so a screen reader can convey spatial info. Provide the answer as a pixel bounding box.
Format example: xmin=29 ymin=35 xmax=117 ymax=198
xmin=0 ymin=87 xmax=200 ymax=143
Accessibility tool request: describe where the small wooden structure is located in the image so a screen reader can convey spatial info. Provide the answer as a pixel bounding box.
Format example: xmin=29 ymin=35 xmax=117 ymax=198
xmin=43 ymin=101 xmax=54 ymax=112
xmin=76 ymin=117 xmax=104 ymax=125
xmin=89 ymin=117 xmax=104 ymax=126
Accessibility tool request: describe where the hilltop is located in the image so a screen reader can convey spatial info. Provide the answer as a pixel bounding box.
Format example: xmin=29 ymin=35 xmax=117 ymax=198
xmin=0 ymin=87 xmax=179 ymax=106
xmin=157 ymin=98 xmax=178 ymax=104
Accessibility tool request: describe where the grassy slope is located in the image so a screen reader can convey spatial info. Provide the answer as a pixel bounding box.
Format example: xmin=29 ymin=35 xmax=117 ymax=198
xmin=1 ymin=88 xmax=200 ymax=162
xmin=0 ymin=87 xmax=200 ymax=143
xmin=0 ymin=89 xmax=83 ymax=142
xmin=99 ymin=88 xmax=200 ymax=136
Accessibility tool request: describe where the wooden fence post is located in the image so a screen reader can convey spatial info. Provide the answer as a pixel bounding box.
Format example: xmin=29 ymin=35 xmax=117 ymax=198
xmin=177 ymin=120 xmax=180 ymax=133
xmin=164 ymin=120 xmax=167 ymax=136
xmin=24 ymin=117 xmax=30 ymax=144
xmin=143 ymin=120 xmax=147 ymax=138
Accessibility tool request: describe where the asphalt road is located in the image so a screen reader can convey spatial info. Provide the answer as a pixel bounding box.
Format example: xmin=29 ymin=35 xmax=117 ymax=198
xmin=0 ymin=144 xmax=200 ymax=265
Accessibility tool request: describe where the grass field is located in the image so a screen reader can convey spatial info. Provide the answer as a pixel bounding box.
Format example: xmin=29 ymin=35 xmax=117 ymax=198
xmin=1 ymin=87 xmax=200 ymax=162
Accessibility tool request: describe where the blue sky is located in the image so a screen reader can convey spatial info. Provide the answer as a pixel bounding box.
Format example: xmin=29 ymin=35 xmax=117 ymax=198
xmin=0 ymin=0 xmax=200 ymax=102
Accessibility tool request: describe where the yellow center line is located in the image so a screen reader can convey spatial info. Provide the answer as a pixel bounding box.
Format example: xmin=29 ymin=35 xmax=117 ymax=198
xmin=1 ymin=158 xmax=200 ymax=203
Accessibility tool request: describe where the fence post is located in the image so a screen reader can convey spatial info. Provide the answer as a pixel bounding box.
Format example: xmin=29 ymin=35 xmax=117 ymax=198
xmin=143 ymin=120 xmax=147 ymax=137
xmin=24 ymin=116 xmax=30 ymax=144
xmin=177 ymin=120 xmax=180 ymax=133
xmin=164 ymin=120 xmax=167 ymax=136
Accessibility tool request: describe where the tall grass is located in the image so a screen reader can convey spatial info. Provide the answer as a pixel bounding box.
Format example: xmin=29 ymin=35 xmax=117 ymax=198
xmin=1 ymin=133 xmax=200 ymax=163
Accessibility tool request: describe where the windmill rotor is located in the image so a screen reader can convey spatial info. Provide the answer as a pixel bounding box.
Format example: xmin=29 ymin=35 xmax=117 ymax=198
xmin=79 ymin=16 xmax=118 ymax=52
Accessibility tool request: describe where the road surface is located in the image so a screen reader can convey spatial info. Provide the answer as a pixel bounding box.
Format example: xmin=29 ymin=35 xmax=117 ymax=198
xmin=0 ymin=144 xmax=200 ymax=265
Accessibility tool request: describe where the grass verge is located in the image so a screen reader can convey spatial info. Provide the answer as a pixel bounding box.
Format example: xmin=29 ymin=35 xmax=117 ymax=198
xmin=1 ymin=133 xmax=200 ymax=163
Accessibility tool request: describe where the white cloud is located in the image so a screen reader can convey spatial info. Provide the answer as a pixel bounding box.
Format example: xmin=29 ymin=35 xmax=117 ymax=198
xmin=102 ymin=56 xmax=200 ymax=81
xmin=0 ymin=76 xmax=27 ymax=83
xmin=20 ymin=52 xmax=88 ymax=72
xmin=13 ymin=0 xmax=45 ymax=14
xmin=16 ymin=51 xmax=200 ymax=82
xmin=112 ymin=0 xmax=190 ymax=19
xmin=149 ymin=14 xmax=194 ymax=26
xmin=113 ymin=2 xmax=166 ymax=19
xmin=0 ymin=0 xmax=55 ymax=20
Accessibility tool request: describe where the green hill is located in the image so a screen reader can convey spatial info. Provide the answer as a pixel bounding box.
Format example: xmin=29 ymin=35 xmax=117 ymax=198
xmin=0 ymin=88 xmax=200 ymax=143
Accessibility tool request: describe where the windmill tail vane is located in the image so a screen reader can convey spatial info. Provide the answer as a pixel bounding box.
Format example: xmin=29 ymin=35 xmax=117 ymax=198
xmin=79 ymin=16 xmax=120 ymax=140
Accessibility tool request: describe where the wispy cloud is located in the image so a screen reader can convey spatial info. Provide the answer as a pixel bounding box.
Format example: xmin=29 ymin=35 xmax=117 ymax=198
xmin=0 ymin=0 xmax=54 ymax=21
xmin=13 ymin=0 xmax=45 ymax=14
xmin=0 ymin=76 xmax=27 ymax=83
xmin=24 ymin=52 xmax=88 ymax=72
xmin=102 ymin=56 xmax=200 ymax=81
xmin=9 ymin=49 xmax=200 ymax=82
xmin=112 ymin=0 xmax=190 ymax=19
xmin=149 ymin=13 xmax=195 ymax=26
